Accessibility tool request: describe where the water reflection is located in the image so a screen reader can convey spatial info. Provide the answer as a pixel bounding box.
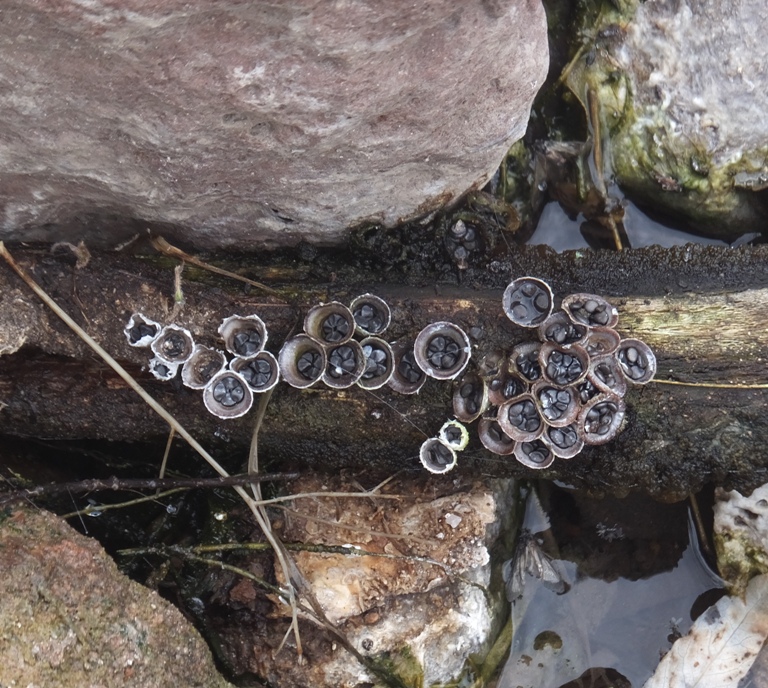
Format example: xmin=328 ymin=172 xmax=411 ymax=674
xmin=499 ymin=488 xmax=723 ymax=688
xmin=528 ymin=201 xmax=728 ymax=253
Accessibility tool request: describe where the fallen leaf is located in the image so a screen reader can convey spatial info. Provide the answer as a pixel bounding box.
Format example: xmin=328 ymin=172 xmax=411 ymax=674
xmin=643 ymin=573 xmax=768 ymax=688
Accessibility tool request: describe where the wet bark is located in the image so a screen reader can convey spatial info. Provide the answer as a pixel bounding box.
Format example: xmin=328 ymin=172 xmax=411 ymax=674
xmin=1 ymin=241 xmax=768 ymax=499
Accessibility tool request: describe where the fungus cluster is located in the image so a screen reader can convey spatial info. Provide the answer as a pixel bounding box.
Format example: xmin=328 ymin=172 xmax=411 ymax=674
xmin=279 ymin=294 xmax=396 ymax=391
xmin=124 ymin=312 xmax=279 ymax=419
xmin=452 ymin=277 xmax=656 ymax=470
xmin=126 ymin=279 xmax=653 ymax=475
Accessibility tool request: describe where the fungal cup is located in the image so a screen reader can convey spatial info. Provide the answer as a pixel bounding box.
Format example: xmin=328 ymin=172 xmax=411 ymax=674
xmin=438 ymin=420 xmax=469 ymax=452
xmin=150 ymin=324 xmax=195 ymax=365
xmin=125 ymin=313 xmax=161 ymax=348
xmin=478 ymin=417 xmax=517 ymax=455
xmin=413 ymin=321 xmax=472 ymax=380
xmin=181 ymin=345 xmax=227 ymax=390
xmin=350 ymin=294 xmax=391 ymax=337
xmin=218 ymin=314 xmax=268 ymax=360
xmin=322 ymin=340 xmax=366 ymax=389
xmin=453 ymin=371 xmax=489 ymax=423
xmin=419 ymin=437 xmax=458 ymax=474
xmin=503 ymin=277 xmax=554 ymax=328
xmin=203 ymin=370 xmax=254 ymax=419
xmin=304 ymin=302 xmax=355 ymax=346
xmin=388 ymin=341 xmax=426 ymax=395
xmin=357 ymin=337 xmax=394 ymax=390
xmin=231 ymin=351 xmax=280 ymax=393
xmin=278 ymin=334 xmax=327 ymax=389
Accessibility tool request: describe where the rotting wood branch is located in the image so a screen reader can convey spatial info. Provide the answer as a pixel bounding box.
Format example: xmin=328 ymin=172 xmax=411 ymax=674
xmin=1 ymin=243 xmax=768 ymax=499
xmin=0 ymin=472 xmax=299 ymax=509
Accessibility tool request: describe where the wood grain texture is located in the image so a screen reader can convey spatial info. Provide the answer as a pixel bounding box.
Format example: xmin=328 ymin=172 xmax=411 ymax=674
xmin=1 ymin=243 xmax=768 ymax=499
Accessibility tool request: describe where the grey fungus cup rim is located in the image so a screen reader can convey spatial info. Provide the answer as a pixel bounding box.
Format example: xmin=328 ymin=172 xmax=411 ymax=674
xmin=125 ymin=312 xmax=161 ymax=348
xmin=537 ymin=310 xmax=587 ymax=348
xmin=578 ymin=393 xmax=626 ymax=445
xmin=357 ymin=336 xmax=395 ymax=390
xmin=478 ymin=417 xmax=517 ymax=456
xmin=388 ymin=341 xmax=427 ymax=395
xmin=439 ymin=419 xmax=470 ymax=452
xmin=304 ymin=301 xmax=356 ymax=346
xmin=561 ymin=292 xmax=619 ymax=329
xmin=149 ymin=356 xmax=180 ymax=381
xmin=514 ymin=438 xmax=555 ymax=470
xmin=203 ymin=369 xmax=254 ymax=419
xmin=181 ymin=345 xmax=227 ymax=390
xmin=350 ymin=293 xmax=391 ymax=337
xmin=151 ymin=324 xmax=195 ymax=366
xmin=413 ymin=321 xmax=472 ymax=381
xmin=616 ymin=338 xmax=657 ymax=385
xmin=532 ymin=380 xmax=580 ymax=428
xmin=231 ymin=351 xmax=281 ymax=393
xmin=218 ymin=314 xmax=268 ymax=360
xmin=503 ymin=276 xmax=554 ymax=328
xmin=498 ymin=392 xmax=544 ymax=443
xmin=541 ymin=422 xmax=585 ymax=460
xmin=278 ymin=334 xmax=327 ymax=389
xmin=419 ymin=436 xmax=458 ymax=474
xmin=322 ymin=339 xmax=366 ymax=390
xmin=453 ymin=371 xmax=489 ymax=423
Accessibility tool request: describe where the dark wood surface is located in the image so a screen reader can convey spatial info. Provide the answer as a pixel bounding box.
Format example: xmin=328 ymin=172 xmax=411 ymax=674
xmin=1 ymin=242 xmax=768 ymax=499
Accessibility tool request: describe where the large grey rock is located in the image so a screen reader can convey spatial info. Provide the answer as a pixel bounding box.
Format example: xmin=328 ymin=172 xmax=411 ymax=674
xmin=567 ymin=0 xmax=768 ymax=237
xmin=0 ymin=1 xmax=548 ymax=249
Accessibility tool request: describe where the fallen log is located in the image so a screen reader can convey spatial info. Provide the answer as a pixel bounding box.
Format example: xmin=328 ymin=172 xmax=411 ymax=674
xmin=1 ymin=240 xmax=768 ymax=499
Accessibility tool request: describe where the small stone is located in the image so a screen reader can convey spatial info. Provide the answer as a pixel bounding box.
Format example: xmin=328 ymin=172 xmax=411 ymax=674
xmin=444 ymin=512 xmax=462 ymax=529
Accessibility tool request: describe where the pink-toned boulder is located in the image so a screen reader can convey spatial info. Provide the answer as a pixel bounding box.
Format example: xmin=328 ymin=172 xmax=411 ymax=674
xmin=0 ymin=507 xmax=232 ymax=687
xmin=0 ymin=1 xmax=547 ymax=248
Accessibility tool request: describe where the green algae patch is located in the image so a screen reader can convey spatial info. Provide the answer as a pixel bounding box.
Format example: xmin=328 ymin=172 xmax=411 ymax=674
xmin=557 ymin=0 xmax=768 ymax=238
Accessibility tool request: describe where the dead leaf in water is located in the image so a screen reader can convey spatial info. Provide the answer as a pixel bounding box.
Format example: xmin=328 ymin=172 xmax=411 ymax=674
xmin=643 ymin=573 xmax=768 ymax=688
